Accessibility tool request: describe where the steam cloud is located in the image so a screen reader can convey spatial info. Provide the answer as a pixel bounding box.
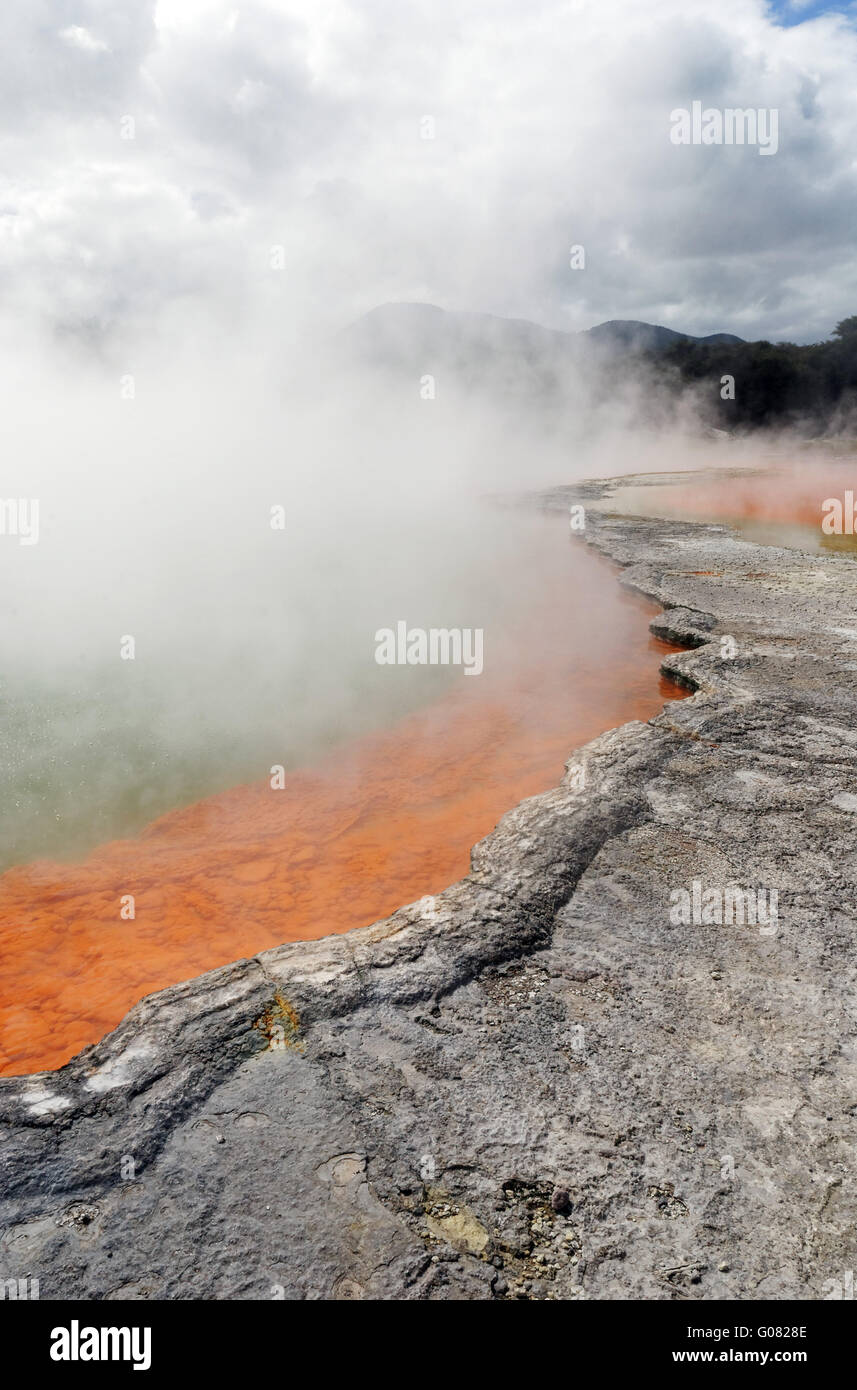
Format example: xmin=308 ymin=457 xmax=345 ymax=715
xmin=1 ymin=0 xmax=852 ymax=867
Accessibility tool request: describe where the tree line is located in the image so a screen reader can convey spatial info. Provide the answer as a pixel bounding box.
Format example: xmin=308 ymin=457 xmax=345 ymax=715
xmin=653 ymin=317 xmax=857 ymax=433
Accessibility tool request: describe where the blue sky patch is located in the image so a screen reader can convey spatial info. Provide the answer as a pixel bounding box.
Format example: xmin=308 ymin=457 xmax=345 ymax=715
xmin=768 ymin=0 xmax=855 ymax=27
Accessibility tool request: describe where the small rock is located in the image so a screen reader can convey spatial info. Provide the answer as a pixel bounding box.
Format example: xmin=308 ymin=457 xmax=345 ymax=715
xmin=551 ymin=1187 xmax=571 ymax=1214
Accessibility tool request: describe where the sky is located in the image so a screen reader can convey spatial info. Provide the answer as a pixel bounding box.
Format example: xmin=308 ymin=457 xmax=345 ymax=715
xmin=768 ymin=0 xmax=855 ymax=27
xmin=1 ymin=0 xmax=856 ymax=347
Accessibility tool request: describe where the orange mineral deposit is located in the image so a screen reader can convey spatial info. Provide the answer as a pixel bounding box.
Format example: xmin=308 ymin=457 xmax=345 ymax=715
xmin=0 ymin=542 xmax=688 ymax=1076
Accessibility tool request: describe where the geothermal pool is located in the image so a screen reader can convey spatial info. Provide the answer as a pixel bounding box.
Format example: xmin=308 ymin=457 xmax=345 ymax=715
xmin=0 ymin=516 xmax=688 ymax=1077
xmin=611 ymin=459 xmax=857 ymax=556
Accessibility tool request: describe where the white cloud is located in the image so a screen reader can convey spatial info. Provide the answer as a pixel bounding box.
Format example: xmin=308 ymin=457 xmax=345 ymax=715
xmin=59 ymin=24 xmax=110 ymax=53
xmin=1 ymin=0 xmax=856 ymax=345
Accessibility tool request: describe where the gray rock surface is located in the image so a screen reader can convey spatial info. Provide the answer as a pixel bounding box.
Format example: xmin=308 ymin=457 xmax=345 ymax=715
xmin=2 ymin=472 xmax=856 ymax=1300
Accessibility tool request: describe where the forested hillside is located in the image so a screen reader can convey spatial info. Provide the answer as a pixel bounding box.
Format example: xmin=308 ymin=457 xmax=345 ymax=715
xmin=656 ymin=317 xmax=857 ymax=433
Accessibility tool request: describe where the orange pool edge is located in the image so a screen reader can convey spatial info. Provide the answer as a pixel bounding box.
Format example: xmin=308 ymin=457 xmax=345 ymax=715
xmin=0 ymin=544 xmax=690 ymax=1078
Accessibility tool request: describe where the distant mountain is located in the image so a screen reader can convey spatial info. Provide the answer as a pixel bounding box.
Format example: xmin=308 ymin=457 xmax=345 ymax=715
xmin=342 ymin=303 xmax=744 ymax=370
xmin=584 ymin=319 xmax=745 ymax=353
xmin=340 ymin=302 xmax=579 ymax=374
xmin=337 ymin=302 xmax=857 ymax=434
